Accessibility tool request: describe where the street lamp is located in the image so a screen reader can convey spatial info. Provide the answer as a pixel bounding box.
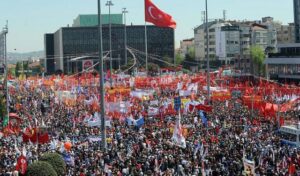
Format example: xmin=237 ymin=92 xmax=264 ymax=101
xmin=106 ymin=0 xmax=113 ymax=87
xmin=205 ymin=0 xmax=211 ymax=104
xmin=1 ymin=21 xmax=9 ymax=123
xmin=122 ymin=8 xmax=128 ymax=65
xmin=98 ymin=0 xmax=107 ymax=151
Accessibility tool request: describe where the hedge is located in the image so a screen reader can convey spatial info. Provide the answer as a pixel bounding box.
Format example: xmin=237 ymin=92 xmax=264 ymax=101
xmin=26 ymin=161 xmax=57 ymax=176
xmin=39 ymin=153 xmax=66 ymax=176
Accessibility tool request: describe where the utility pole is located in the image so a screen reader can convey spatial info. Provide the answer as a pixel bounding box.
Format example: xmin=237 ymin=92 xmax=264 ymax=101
xmin=106 ymin=0 xmax=114 ymax=87
xmin=98 ymin=0 xmax=107 ymax=151
xmin=122 ymin=8 xmax=128 ymax=65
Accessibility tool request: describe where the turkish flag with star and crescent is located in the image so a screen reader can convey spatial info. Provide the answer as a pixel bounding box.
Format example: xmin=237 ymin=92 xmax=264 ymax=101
xmin=16 ymin=155 xmax=27 ymax=174
xmin=145 ymin=0 xmax=176 ymax=29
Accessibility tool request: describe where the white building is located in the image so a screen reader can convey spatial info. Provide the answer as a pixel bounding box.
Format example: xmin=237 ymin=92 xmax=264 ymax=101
xmin=215 ymin=25 xmax=241 ymax=63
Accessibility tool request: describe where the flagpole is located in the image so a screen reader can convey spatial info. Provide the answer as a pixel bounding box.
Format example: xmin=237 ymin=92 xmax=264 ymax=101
xmin=98 ymin=0 xmax=107 ymax=151
xmin=145 ymin=22 xmax=148 ymax=75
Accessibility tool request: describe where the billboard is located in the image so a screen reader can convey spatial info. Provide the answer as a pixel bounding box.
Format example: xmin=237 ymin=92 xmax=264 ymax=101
xmin=82 ymin=60 xmax=93 ymax=70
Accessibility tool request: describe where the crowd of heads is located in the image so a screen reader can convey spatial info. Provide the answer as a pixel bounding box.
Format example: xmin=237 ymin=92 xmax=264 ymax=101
xmin=0 ymin=78 xmax=300 ymax=176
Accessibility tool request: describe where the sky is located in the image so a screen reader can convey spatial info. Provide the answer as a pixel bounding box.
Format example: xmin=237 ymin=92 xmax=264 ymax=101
xmin=0 ymin=0 xmax=294 ymax=53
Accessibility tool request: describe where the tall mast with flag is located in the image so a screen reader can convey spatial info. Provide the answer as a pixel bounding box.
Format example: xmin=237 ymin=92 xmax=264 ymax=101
xmin=144 ymin=0 xmax=176 ymax=74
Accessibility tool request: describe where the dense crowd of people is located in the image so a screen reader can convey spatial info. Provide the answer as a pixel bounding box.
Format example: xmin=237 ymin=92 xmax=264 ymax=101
xmin=0 ymin=76 xmax=300 ymax=176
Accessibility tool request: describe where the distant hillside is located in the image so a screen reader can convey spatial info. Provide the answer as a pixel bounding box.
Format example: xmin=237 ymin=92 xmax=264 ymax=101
xmin=7 ymin=50 xmax=44 ymax=64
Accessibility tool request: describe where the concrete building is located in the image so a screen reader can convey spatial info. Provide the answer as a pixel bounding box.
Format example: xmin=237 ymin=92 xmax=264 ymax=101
xmin=215 ymin=25 xmax=240 ymax=64
xmin=179 ymin=38 xmax=194 ymax=56
xmin=294 ymin=0 xmax=300 ymax=42
xmin=194 ymin=20 xmax=224 ymax=62
xmin=194 ymin=18 xmax=277 ymax=73
xmin=251 ymin=23 xmax=277 ymax=52
xmin=276 ymin=23 xmax=295 ymax=44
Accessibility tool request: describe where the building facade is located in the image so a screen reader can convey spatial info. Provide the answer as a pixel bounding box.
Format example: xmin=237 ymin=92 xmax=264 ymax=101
xmin=265 ymin=43 xmax=300 ymax=83
xmin=194 ymin=20 xmax=224 ymax=62
xmin=72 ymin=14 xmax=123 ymax=27
xmin=179 ymin=38 xmax=194 ymax=56
xmin=294 ymin=0 xmax=300 ymax=42
xmin=194 ymin=18 xmax=277 ymax=73
xmin=276 ymin=23 xmax=295 ymax=44
xmin=215 ymin=25 xmax=241 ymax=63
xmin=44 ymin=25 xmax=175 ymax=74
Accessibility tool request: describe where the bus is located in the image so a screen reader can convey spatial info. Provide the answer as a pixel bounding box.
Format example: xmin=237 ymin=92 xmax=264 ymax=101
xmin=278 ymin=125 xmax=300 ymax=147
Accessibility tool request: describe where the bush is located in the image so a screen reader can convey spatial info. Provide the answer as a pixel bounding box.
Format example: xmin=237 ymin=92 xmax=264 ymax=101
xmin=26 ymin=161 xmax=57 ymax=176
xmin=40 ymin=153 xmax=66 ymax=176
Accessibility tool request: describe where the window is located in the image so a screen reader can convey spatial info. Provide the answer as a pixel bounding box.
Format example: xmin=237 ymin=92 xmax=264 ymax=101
xmin=227 ymin=54 xmax=235 ymax=57
xmin=209 ymin=35 xmax=215 ymax=39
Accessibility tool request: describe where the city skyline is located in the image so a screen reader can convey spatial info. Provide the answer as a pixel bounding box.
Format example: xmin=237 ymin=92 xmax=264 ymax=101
xmin=0 ymin=0 xmax=294 ymax=53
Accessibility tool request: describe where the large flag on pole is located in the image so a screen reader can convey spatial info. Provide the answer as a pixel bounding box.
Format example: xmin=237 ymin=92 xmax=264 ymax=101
xmin=145 ymin=0 xmax=177 ymax=28
xmin=171 ymin=112 xmax=186 ymax=148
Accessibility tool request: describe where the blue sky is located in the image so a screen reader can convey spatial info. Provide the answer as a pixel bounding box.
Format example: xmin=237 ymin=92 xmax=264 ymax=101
xmin=0 ymin=0 xmax=294 ymax=53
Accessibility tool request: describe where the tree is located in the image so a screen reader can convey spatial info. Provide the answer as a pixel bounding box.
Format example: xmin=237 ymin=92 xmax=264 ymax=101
xmin=187 ymin=46 xmax=195 ymax=60
xmin=147 ymin=62 xmax=160 ymax=73
xmin=26 ymin=161 xmax=57 ymax=176
xmin=265 ymin=46 xmax=276 ymax=56
xmin=39 ymin=153 xmax=66 ymax=176
xmin=120 ymin=58 xmax=134 ymax=71
xmin=162 ymin=55 xmax=173 ymax=67
xmin=15 ymin=62 xmax=21 ymax=77
xmin=250 ymin=45 xmax=266 ymax=76
xmin=182 ymin=48 xmax=198 ymax=70
xmin=0 ymin=94 xmax=7 ymax=126
xmin=175 ymin=52 xmax=184 ymax=65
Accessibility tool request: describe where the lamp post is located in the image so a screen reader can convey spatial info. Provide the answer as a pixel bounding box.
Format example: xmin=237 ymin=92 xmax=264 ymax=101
xmin=205 ymin=0 xmax=210 ymax=104
xmin=106 ymin=0 xmax=113 ymax=87
xmin=1 ymin=21 xmax=9 ymax=122
xmin=98 ymin=0 xmax=107 ymax=151
xmin=122 ymin=8 xmax=128 ymax=65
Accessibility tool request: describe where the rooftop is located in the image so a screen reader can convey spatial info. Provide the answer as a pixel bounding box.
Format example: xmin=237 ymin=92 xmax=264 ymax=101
xmin=72 ymin=14 xmax=123 ymax=27
xmin=277 ymin=43 xmax=300 ymax=48
xmin=264 ymin=57 xmax=300 ymax=65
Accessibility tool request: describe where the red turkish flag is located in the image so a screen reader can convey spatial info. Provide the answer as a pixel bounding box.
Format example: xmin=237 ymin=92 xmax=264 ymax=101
xmin=16 ymin=155 xmax=27 ymax=175
xmin=145 ymin=0 xmax=176 ymax=29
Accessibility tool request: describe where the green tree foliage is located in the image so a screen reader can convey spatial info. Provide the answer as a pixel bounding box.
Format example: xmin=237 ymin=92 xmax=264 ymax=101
xmin=26 ymin=161 xmax=57 ymax=176
xmin=188 ymin=46 xmax=195 ymax=60
xmin=162 ymin=55 xmax=173 ymax=67
xmin=147 ymin=62 xmax=160 ymax=72
xmin=120 ymin=58 xmax=135 ymax=74
xmin=23 ymin=61 xmax=29 ymax=76
xmin=39 ymin=153 xmax=66 ymax=176
xmin=0 ymin=94 xmax=7 ymax=126
xmin=250 ymin=45 xmax=266 ymax=76
xmin=15 ymin=62 xmax=21 ymax=77
xmin=182 ymin=47 xmax=198 ymax=70
xmin=175 ymin=53 xmax=184 ymax=65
